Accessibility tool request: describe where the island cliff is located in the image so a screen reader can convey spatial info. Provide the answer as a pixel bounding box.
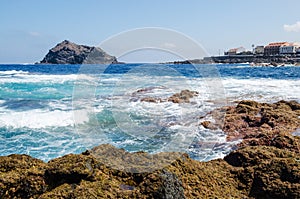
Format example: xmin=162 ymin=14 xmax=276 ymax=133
xmin=39 ymin=40 xmax=118 ymax=64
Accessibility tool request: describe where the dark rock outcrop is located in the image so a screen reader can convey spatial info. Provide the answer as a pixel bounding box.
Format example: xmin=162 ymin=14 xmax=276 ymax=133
xmin=0 ymin=145 xmax=242 ymax=198
xmin=39 ymin=40 xmax=118 ymax=64
xmin=1 ymin=136 xmax=300 ymax=198
xmin=0 ymin=154 xmax=47 ymax=198
xmin=140 ymin=89 xmax=199 ymax=103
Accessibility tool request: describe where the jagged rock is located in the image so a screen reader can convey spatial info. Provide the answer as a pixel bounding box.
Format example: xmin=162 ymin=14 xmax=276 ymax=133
xmin=0 ymin=154 xmax=47 ymax=198
xmin=168 ymin=90 xmax=199 ymax=103
xmin=225 ymin=145 xmax=300 ymax=199
xmin=44 ymin=154 xmax=96 ymax=188
xmin=202 ymin=100 xmax=300 ymax=147
xmin=0 ymin=141 xmax=299 ymax=198
xmin=39 ymin=40 xmax=118 ymax=64
xmin=140 ymin=89 xmax=199 ymax=104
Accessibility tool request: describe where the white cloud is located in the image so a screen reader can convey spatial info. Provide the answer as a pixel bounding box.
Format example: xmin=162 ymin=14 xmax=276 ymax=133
xmin=283 ymin=21 xmax=300 ymax=32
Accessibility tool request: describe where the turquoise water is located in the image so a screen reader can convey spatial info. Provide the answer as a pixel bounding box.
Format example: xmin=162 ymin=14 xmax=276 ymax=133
xmin=0 ymin=64 xmax=299 ymax=162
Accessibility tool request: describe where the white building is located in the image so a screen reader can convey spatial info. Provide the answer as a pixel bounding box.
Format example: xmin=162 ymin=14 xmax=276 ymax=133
xmin=225 ymin=47 xmax=246 ymax=55
xmin=254 ymin=46 xmax=264 ymax=54
xmin=280 ymin=43 xmax=300 ymax=54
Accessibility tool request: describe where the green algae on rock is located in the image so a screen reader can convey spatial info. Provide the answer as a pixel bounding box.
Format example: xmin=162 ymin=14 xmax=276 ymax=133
xmin=0 ymin=100 xmax=300 ymax=198
xmin=1 ymin=138 xmax=299 ymax=198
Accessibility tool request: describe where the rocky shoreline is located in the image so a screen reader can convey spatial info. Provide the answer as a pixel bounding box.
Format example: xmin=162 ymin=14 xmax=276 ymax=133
xmin=0 ymin=100 xmax=299 ymax=198
xmin=172 ymin=55 xmax=300 ymax=66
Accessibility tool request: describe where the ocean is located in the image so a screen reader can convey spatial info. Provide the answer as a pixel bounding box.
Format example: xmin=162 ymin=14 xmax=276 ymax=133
xmin=0 ymin=63 xmax=299 ymax=162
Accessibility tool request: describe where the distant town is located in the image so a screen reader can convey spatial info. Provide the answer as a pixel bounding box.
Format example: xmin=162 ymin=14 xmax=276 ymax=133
xmin=224 ymin=42 xmax=300 ymax=56
xmin=173 ymin=42 xmax=300 ymax=66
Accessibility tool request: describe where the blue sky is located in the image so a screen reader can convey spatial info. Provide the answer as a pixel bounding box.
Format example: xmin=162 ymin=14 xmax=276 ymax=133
xmin=0 ymin=0 xmax=300 ymax=63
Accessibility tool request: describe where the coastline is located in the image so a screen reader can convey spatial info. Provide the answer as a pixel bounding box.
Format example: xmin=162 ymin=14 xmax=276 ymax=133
xmin=1 ymin=100 xmax=299 ymax=198
xmin=172 ymin=54 xmax=300 ymax=66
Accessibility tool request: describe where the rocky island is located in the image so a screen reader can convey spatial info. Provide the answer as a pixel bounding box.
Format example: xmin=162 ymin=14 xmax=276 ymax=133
xmin=0 ymin=100 xmax=299 ymax=198
xmin=39 ymin=40 xmax=118 ymax=64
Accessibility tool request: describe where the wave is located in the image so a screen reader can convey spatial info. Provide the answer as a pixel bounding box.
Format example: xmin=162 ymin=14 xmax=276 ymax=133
xmin=222 ymin=78 xmax=300 ymax=103
xmin=0 ymin=73 xmax=96 ymax=84
xmin=0 ymin=107 xmax=89 ymax=129
xmin=0 ymin=70 xmax=29 ymax=76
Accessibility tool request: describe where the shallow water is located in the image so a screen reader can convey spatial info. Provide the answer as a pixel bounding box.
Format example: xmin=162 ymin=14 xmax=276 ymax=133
xmin=0 ymin=64 xmax=299 ymax=161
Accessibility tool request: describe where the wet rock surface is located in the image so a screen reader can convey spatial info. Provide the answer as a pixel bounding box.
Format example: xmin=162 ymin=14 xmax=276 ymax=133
xmin=140 ymin=89 xmax=199 ymax=103
xmin=0 ymin=100 xmax=299 ymax=198
xmin=202 ymin=100 xmax=300 ymax=149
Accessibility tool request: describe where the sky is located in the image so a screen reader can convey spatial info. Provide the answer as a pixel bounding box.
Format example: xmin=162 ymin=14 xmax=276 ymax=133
xmin=0 ymin=0 xmax=300 ymax=63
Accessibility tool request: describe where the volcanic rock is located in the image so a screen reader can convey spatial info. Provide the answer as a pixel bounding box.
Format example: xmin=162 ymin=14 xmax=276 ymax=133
xmin=39 ymin=40 xmax=118 ymax=64
xmin=0 ymin=140 xmax=299 ymax=198
xmin=224 ymin=145 xmax=300 ymax=199
xmin=140 ymin=89 xmax=199 ymax=104
xmin=168 ymin=90 xmax=199 ymax=103
xmin=202 ymin=100 xmax=300 ymax=148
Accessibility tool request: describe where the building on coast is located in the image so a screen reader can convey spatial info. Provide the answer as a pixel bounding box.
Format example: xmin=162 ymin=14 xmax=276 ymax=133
xmin=264 ymin=42 xmax=289 ymax=55
xmin=253 ymin=46 xmax=264 ymax=55
xmin=224 ymin=47 xmax=246 ymax=55
xmin=280 ymin=43 xmax=300 ymax=54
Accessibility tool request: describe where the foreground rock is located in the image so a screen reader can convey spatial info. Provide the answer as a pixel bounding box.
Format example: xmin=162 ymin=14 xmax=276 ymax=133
xmin=39 ymin=40 xmax=118 ymax=64
xmin=224 ymin=145 xmax=300 ymax=199
xmin=1 ymin=138 xmax=299 ymax=198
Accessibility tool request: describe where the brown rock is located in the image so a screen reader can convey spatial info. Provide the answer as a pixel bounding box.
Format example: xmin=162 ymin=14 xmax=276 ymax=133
xmin=0 ymin=154 xmax=47 ymax=198
xmin=140 ymin=89 xmax=199 ymax=104
xmin=225 ymin=145 xmax=300 ymax=199
xmin=206 ymin=100 xmax=300 ymax=145
xmin=168 ymin=90 xmax=199 ymax=103
xmin=0 ymin=142 xmax=299 ymax=198
xmin=141 ymin=97 xmax=161 ymax=103
xmin=201 ymin=120 xmax=219 ymax=130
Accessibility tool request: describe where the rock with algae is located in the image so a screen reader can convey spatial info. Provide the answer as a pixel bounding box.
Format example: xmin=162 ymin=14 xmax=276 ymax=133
xmin=0 ymin=100 xmax=300 ymax=198
xmin=1 ymin=139 xmax=299 ymax=198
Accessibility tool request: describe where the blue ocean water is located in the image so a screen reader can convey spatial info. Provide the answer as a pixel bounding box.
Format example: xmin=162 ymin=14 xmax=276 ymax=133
xmin=0 ymin=63 xmax=299 ymax=162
